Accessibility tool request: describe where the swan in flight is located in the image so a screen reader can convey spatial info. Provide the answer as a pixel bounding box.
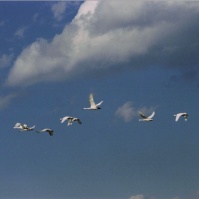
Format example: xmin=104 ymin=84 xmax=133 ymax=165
xmin=60 ymin=116 xmax=82 ymax=126
xmin=174 ymin=112 xmax=188 ymax=122
xmin=83 ymin=93 xmax=103 ymax=110
xmin=36 ymin=128 xmax=54 ymax=136
xmin=13 ymin=123 xmax=35 ymax=131
xmin=138 ymin=111 xmax=155 ymax=122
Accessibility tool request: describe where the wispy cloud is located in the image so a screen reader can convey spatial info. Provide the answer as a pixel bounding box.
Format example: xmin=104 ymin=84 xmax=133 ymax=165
xmin=6 ymin=1 xmax=199 ymax=87
xmin=14 ymin=26 xmax=28 ymax=38
xmin=115 ymin=101 xmax=137 ymax=123
xmin=51 ymin=2 xmax=67 ymax=21
xmin=32 ymin=13 xmax=39 ymax=22
xmin=0 ymin=93 xmax=17 ymax=110
xmin=0 ymin=54 xmax=13 ymax=68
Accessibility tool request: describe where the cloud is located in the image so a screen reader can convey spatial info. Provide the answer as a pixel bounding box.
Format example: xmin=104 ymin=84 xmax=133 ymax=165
xmin=0 ymin=54 xmax=13 ymax=68
xmin=15 ymin=26 xmax=28 ymax=38
xmin=129 ymin=194 xmax=145 ymax=199
xmin=51 ymin=2 xmax=67 ymax=21
xmin=32 ymin=13 xmax=39 ymax=22
xmin=6 ymin=1 xmax=199 ymax=87
xmin=0 ymin=93 xmax=17 ymax=110
xmin=115 ymin=101 xmax=137 ymax=123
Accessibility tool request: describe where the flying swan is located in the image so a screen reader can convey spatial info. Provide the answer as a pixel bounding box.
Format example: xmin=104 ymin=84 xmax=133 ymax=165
xmin=13 ymin=123 xmax=35 ymax=131
xmin=83 ymin=93 xmax=103 ymax=110
xmin=36 ymin=128 xmax=54 ymax=136
xmin=174 ymin=112 xmax=188 ymax=122
xmin=60 ymin=116 xmax=82 ymax=126
xmin=138 ymin=111 xmax=155 ymax=122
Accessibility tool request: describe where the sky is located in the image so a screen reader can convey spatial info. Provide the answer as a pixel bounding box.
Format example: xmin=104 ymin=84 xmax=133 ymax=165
xmin=0 ymin=1 xmax=199 ymax=199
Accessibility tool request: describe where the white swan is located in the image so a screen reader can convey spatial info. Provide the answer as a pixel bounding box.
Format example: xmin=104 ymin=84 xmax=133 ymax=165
xmin=60 ymin=116 xmax=82 ymax=126
xmin=36 ymin=128 xmax=54 ymax=136
xmin=174 ymin=112 xmax=188 ymax=122
xmin=138 ymin=111 xmax=155 ymax=122
xmin=13 ymin=123 xmax=35 ymax=131
xmin=83 ymin=93 xmax=103 ymax=110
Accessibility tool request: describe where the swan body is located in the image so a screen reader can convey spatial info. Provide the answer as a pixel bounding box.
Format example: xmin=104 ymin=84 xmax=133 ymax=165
xmin=13 ymin=123 xmax=35 ymax=131
xmin=60 ymin=116 xmax=82 ymax=126
xmin=138 ymin=111 xmax=155 ymax=122
xmin=37 ymin=128 xmax=54 ymax=136
xmin=174 ymin=112 xmax=188 ymax=122
xmin=83 ymin=93 xmax=103 ymax=110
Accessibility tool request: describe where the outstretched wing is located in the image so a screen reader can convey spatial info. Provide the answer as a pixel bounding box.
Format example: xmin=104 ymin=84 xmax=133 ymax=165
xmin=96 ymin=101 xmax=103 ymax=107
xmin=48 ymin=131 xmax=53 ymax=136
xmin=37 ymin=128 xmax=53 ymax=136
xmin=89 ymin=93 xmax=96 ymax=108
xmin=40 ymin=128 xmax=49 ymax=132
xmin=29 ymin=125 xmax=35 ymax=130
xmin=60 ymin=116 xmax=72 ymax=123
xmin=14 ymin=123 xmax=22 ymax=128
xmin=138 ymin=111 xmax=147 ymax=119
xmin=46 ymin=129 xmax=54 ymax=136
xmin=175 ymin=113 xmax=183 ymax=122
xmin=72 ymin=117 xmax=82 ymax=124
xmin=148 ymin=111 xmax=155 ymax=119
xmin=77 ymin=119 xmax=82 ymax=124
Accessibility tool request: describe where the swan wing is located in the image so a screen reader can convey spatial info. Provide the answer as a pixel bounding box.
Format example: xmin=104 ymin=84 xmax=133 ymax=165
xmin=96 ymin=101 xmax=103 ymax=107
xmin=138 ymin=111 xmax=147 ymax=119
xmin=29 ymin=125 xmax=35 ymax=130
xmin=60 ymin=116 xmax=72 ymax=123
xmin=89 ymin=93 xmax=96 ymax=108
xmin=15 ymin=123 xmax=21 ymax=127
xmin=175 ymin=113 xmax=183 ymax=121
xmin=40 ymin=128 xmax=49 ymax=132
xmin=14 ymin=123 xmax=22 ymax=128
xmin=148 ymin=111 xmax=155 ymax=119
xmin=74 ymin=118 xmax=82 ymax=124
xmin=37 ymin=128 xmax=53 ymax=136
xmin=48 ymin=131 xmax=53 ymax=136
xmin=45 ymin=128 xmax=53 ymax=135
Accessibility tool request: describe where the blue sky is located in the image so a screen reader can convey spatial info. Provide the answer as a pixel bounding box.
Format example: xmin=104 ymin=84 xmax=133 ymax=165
xmin=0 ymin=1 xmax=199 ymax=199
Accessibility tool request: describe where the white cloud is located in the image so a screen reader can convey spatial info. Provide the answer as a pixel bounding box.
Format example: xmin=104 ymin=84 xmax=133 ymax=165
xmin=51 ymin=2 xmax=67 ymax=21
xmin=129 ymin=194 xmax=145 ymax=199
xmin=115 ymin=101 xmax=137 ymax=123
xmin=6 ymin=1 xmax=199 ymax=87
xmin=15 ymin=26 xmax=28 ymax=38
xmin=0 ymin=93 xmax=17 ymax=110
xmin=32 ymin=13 xmax=39 ymax=22
xmin=0 ymin=54 xmax=13 ymax=68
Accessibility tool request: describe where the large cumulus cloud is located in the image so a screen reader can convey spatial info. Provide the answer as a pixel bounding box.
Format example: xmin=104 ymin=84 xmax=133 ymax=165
xmin=6 ymin=1 xmax=199 ymax=87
